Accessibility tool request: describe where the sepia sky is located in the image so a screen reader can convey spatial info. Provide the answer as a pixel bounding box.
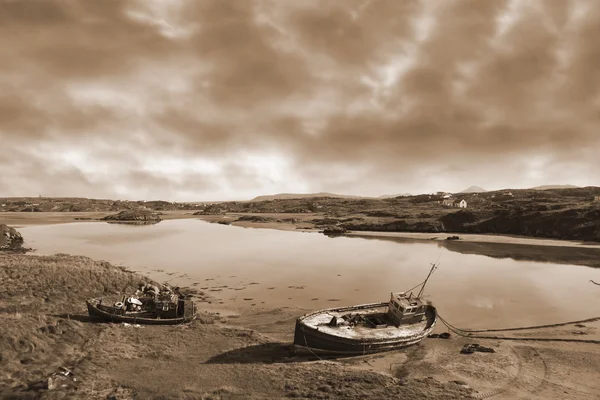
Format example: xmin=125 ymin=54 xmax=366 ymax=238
xmin=1 ymin=0 xmax=599 ymax=201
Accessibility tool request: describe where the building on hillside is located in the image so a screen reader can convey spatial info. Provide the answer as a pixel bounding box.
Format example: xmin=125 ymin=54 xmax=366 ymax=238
xmin=594 ymin=195 xmax=600 ymax=202
xmin=441 ymin=199 xmax=454 ymax=206
xmin=454 ymin=199 xmax=468 ymax=208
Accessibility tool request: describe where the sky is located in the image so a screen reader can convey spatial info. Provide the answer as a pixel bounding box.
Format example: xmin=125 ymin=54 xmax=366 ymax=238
xmin=1 ymin=0 xmax=599 ymax=201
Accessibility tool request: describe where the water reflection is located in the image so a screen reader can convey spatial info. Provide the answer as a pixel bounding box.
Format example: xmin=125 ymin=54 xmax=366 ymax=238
xmin=350 ymin=234 xmax=600 ymax=269
xmin=19 ymin=219 xmax=600 ymax=329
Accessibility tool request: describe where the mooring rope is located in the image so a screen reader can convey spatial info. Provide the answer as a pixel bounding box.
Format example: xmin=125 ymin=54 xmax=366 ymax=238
xmin=303 ymin=331 xmax=323 ymax=361
xmin=437 ymin=314 xmax=600 ymax=344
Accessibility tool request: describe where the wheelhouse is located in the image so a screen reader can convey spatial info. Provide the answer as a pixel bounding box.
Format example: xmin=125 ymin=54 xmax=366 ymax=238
xmin=386 ymin=292 xmax=427 ymax=326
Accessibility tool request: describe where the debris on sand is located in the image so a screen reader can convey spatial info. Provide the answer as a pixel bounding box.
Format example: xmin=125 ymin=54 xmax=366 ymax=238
xmin=47 ymin=366 xmax=77 ymax=390
xmin=460 ymin=343 xmax=495 ymax=354
xmin=446 ymin=236 xmax=460 ymax=240
xmin=428 ymin=332 xmax=451 ymax=339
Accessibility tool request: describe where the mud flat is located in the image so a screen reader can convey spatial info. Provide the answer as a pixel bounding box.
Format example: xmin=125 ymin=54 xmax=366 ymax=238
xmin=2 ymin=250 xmax=599 ymax=399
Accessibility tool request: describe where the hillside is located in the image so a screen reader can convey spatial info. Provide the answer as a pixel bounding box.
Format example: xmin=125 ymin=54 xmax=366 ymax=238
xmin=378 ymin=193 xmax=411 ymax=199
xmin=250 ymin=192 xmax=372 ymax=202
xmin=199 ymin=186 xmax=600 ymax=242
xmin=0 ymin=197 xmax=203 ymax=213
xmin=531 ymin=185 xmax=580 ymax=190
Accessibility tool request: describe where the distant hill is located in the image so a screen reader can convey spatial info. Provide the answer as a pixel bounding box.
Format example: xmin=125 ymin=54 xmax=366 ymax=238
xmin=378 ymin=193 xmax=411 ymax=199
xmin=461 ymin=186 xmax=487 ymax=193
xmin=530 ymin=185 xmax=579 ymax=190
xmin=250 ymin=192 xmax=372 ymax=202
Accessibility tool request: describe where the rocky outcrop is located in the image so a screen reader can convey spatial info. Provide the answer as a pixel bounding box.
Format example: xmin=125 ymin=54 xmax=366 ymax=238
xmin=235 ymin=215 xmax=281 ymax=223
xmin=101 ymin=210 xmax=162 ymax=222
xmin=342 ymin=219 xmax=445 ymax=233
xmin=322 ymin=226 xmax=348 ymax=235
xmin=0 ymin=224 xmax=26 ymax=251
xmin=341 ymin=207 xmax=600 ymax=242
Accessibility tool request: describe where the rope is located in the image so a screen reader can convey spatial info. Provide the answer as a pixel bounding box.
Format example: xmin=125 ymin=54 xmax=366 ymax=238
xmin=401 ymin=259 xmax=442 ymax=294
xmin=437 ymin=314 xmax=600 ymax=344
xmin=438 ymin=314 xmax=600 ymax=333
xmin=303 ymin=331 xmax=323 ymax=361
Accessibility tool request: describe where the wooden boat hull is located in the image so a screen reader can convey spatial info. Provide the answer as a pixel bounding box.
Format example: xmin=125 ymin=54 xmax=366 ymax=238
xmin=86 ymin=299 xmax=195 ymax=325
xmin=293 ymin=302 xmax=437 ymax=356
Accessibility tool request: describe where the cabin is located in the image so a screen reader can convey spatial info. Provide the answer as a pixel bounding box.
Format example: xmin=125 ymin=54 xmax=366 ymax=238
xmin=594 ymin=196 xmax=600 ymax=202
xmin=442 ymin=199 xmax=467 ymax=208
xmin=386 ymin=292 xmax=427 ymax=326
xmin=456 ymin=199 xmax=467 ymax=208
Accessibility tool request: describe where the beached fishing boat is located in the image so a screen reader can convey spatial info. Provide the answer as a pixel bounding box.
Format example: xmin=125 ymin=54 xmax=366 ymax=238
xmin=86 ymin=294 xmax=196 ymax=325
xmin=293 ymin=264 xmax=438 ymax=356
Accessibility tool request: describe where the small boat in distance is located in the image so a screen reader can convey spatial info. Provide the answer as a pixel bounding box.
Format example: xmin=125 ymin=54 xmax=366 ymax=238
xmin=293 ymin=263 xmax=439 ymax=356
xmin=86 ymin=284 xmax=196 ymax=325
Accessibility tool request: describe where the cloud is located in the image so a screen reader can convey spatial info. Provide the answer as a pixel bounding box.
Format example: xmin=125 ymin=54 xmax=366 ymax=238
xmin=0 ymin=0 xmax=599 ymax=200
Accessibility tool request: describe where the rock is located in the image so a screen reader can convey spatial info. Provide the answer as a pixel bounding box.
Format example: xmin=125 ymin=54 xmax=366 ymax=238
xmin=317 ymin=385 xmax=333 ymax=393
xmin=322 ymin=226 xmax=347 ymax=235
xmin=101 ymin=209 xmax=162 ymax=222
xmin=235 ymin=215 xmax=280 ymax=223
xmin=0 ymin=224 xmax=25 ymax=251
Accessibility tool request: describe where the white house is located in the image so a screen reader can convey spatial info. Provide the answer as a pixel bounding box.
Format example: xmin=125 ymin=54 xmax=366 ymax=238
xmin=456 ymin=199 xmax=467 ymax=208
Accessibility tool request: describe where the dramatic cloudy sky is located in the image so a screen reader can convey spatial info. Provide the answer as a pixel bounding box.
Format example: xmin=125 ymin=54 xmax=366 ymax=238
xmin=1 ymin=0 xmax=599 ymax=201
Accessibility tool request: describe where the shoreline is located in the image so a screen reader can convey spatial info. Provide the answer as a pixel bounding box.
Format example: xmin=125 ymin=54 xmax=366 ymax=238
xmin=195 ymin=213 xmax=600 ymax=249
xmin=4 ymin=210 xmax=600 ymax=249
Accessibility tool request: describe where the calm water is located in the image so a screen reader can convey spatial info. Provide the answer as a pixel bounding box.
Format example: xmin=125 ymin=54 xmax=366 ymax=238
xmin=19 ymin=219 xmax=600 ymax=329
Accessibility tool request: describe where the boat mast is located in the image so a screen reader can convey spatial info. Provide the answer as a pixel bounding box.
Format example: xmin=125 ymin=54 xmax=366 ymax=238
xmin=417 ymin=262 xmax=438 ymax=298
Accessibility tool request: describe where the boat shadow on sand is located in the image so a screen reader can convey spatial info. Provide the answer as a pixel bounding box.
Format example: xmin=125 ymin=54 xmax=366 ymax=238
xmin=205 ymin=343 xmax=341 ymax=364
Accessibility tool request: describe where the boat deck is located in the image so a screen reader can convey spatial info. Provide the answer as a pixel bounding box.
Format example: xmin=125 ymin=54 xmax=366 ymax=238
xmin=300 ymin=305 xmax=428 ymax=341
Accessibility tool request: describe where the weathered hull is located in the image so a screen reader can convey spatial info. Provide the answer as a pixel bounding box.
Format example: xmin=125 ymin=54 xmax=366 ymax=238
xmin=293 ymin=302 xmax=437 ymax=356
xmin=86 ymin=300 xmax=195 ymax=325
